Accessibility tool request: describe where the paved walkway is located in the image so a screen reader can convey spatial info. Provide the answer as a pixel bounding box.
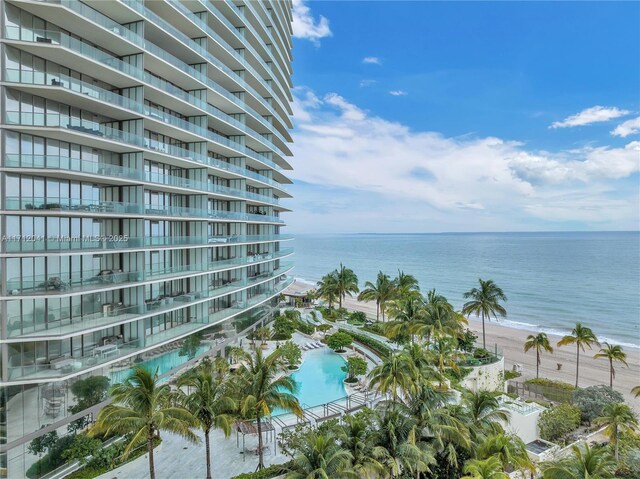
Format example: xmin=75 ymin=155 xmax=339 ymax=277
xmin=96 ymin=323 xmax=381 ymax=479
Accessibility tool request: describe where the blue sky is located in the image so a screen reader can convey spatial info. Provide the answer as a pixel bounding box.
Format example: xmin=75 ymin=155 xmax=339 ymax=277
xmin=286 ymin=1 xmax=640 ymax=233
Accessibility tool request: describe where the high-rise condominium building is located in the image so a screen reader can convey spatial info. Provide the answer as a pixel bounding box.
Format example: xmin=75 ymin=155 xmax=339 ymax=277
xmin=0 ymin=1 xmax=294 ymax=476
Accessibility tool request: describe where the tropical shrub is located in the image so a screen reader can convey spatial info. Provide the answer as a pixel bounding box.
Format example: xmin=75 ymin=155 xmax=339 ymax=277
xmin=341 ymin=356 xmax=368 ymax=383
xmin=280 ymin=340 xmax=302 ymax=370
xmin=348 ymin=311 xmax=367 ymax=324
xmin=272 ymin=314 xmax=296 ymax=340
xmin=458 ymin=329 xmax=478 ymax=352
xmin=572 ymin=385 xmax=624 ymax=425
xmin=230 ymin=461 xmax=293 ymax=479
xmin=326 ymin=332 xmax=353 ymax=352
xmin=338 ymin=329 xmax=391 ymax=358
xmin=525 ymin=378 xmax=575 ymax=402
xmin=539 ymin=403 xmax=581 ymax=442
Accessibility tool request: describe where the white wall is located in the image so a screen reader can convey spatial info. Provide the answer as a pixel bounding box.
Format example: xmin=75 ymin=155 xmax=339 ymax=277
xmin=461 ymin=357 xmax=505 ymax=393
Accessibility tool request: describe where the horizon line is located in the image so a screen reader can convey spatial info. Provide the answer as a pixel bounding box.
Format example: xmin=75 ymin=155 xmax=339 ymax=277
xmin=287 ymin=229 xmax=640 ymax=235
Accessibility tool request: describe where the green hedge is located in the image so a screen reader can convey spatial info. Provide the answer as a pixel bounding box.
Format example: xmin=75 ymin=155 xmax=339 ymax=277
xmin=525 ymin=378 xmax=575 ymax=402
xmin=337 ymin=329 xmax=391 ymax=358
xmin=231 ymin=461 xmax=293 ymax=479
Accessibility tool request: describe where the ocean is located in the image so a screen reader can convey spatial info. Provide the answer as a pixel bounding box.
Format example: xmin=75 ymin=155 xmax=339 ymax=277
xmin=290 ymin=232 xmax=640 ymax=349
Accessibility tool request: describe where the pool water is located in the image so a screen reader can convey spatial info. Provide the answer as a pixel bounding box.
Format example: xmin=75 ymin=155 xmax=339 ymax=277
xmin=278 ymin=347 xmax=347 ymax=412
xmin=110 ymin=346 xmax=207 ymax=384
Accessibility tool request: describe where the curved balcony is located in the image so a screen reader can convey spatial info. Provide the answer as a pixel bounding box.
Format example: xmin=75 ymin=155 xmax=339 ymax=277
xmin=122 ymin=0 xmax=291 ymax=122
xmin=6 ymin=276 xmax=293 ymax=383
xmin=1 ymin=233 xmax=293 ymax=254
xmin=4 ymin=108 xmax=284 ymax=179
xmin=6 ymin=263 xmax=293 ymax=340
xmin=34 ymin=0 xmax=291 ymax=134
xmin=3 ymin=25 xmax=291 ymax=161
xmin=4 ymin=196 xmax=285 ymax=224
xmin=5 ymin=249 xmax=294 ymax=298
xmin=173 ymin=0 xmax=292 ymax=107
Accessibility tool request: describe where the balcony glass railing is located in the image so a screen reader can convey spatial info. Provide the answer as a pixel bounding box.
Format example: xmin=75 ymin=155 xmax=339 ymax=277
xmin=4 ymin=111 xmax=283 ymax=201
xmin=120 ymin=0 xmax=290 ymax=118
xmin=7 ymin=266 xmax=293 ymax=341
xmin=35 ymin=0 xmax=288 ymax=126
xmin=3 ymin=153 xmax=286 ymax=203
xmin=6 ymin=249 xmax=294 ymax=297
xmin=3 ymin=25 xmax=287 ymax=167
xmin=171 ymin=0 xmax=291 ymax=126
xmin=5 ymin=102 xmax=284 ymax=185
xmin=2 ymin=233 xmax=293 ymax=253
xmin=6 ymin=277 xmax=292 ymax=381
xmin=3 ymin=67 xmax=287 ymax=161
xmin=4 ymin=194 xmax=283 ymax=223
xmin=223 ymin=0 xmax=290 ymax=83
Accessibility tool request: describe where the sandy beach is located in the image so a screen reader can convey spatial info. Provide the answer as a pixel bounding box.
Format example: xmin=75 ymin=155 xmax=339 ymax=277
xmin=337 ymin=294 xmax=640 ymax=408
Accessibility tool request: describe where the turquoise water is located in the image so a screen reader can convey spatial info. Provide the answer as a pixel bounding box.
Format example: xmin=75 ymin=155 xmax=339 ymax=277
xmin=292 ymin=232 xmax=640 ymax=348
xmin=110 ymin=346 xmax=207 ymax=384
xmin=274 ymin=348 xmax=347 ymax=415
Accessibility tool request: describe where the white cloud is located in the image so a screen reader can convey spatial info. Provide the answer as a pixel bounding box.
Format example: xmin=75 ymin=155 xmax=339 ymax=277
xmin=359 ymin=79 xmax=376 ymax=87
xmin=611 ymin=116 xmax=640 ymax=137
xmin=389 ymin=90 xmax=408 ymax=96
xmin=289 ymin=89 xmax=640 ymax=232
xmin=550 ymin=106 xmax=631 ymax=129
xmin=362 ymin=57 xmax=381 ymax=65
xmin=292 ymin=0 xmax=331 ymax=45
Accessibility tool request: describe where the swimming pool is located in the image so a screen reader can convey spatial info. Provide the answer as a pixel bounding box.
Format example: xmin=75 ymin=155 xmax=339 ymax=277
xmin=286 ymin=347 xmax=347 ymax=409
xmin=110 ymin=346 xmax=207 ymax=384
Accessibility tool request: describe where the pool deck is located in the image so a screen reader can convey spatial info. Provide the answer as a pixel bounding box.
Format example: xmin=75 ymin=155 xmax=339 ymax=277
xmin=97 ymin=328 xmax=381 ymax=479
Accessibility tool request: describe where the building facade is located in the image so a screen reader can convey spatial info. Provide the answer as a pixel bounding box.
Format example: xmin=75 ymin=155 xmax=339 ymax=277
xmin=0 ymin=0 xmax=294 ymax=476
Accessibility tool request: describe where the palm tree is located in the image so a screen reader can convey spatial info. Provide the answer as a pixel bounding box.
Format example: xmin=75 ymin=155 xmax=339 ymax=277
xmin=595 ymin=402 xmax=638 ymax=461
xmin=357 ymin=271 xmax=395 ymax=322
xmin=477 ymin=433 xmax=533 ymax=474
xmin=524 ymin=333 xmax=554 ymax=379
xmin=374 ymin=404 xmax=435 ymax=478
xmin=461 ymin=390 xmax=509 ymax=444
xmin=335 ymin=263 xmax=359 ymax=309
xmin=462 ymin=456 xmax=509 ymax=479
xmin=462 ymin=279 xmax=507 ymax=349
xmin=317 ymin=271 xmax=339 ymax=309
xmin=90 ymin=367 xmax=198 ymax=479
xmin=177 ymin=360 xmax=235 ymax=479
xmin=431 ymin=335 xmax=459 ymax=387
xmin=412 ymin=290 xmax=455 ymax=344
xmin=594 ymin=343 xmax=628 ymax=388
xmin=286 ymin=431 xmax=357 ymax=479
xmin=368 ymin=351 xmax=418 ymax=401
xmin=557 ymin=323 xmax=600 ymax=388
xmin=339 ymin=414 xmax=385 ymax=477
xmin=541 ymin=443 xmax=616 ymax=479
xmin=237 ymin=349 xmax=303 ymax=470
xmin=385 ymin=291 xmax=425 ymax=343
xmin=394 ymin=270 xmax=419 ymax=296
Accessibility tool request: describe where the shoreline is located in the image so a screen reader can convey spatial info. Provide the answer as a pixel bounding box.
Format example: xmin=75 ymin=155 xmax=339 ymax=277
xmin=334 ymin=294 xmax=640 ymax=407
xmin=291 ymin=276 xmax=640 ymax=351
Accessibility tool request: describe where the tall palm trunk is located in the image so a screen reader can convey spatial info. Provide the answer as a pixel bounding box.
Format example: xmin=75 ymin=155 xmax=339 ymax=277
xmin=613 ymin=426 xmax=619 ymax=462
xmin=536 ymin=349 xmax=540 ymax=378
xmin=148 ymin=429 xmax=156 ymax=479
xmin=575 ymin=344 xmax=580 ymax=388
xmin=256 ymin=414 xmax=265 ymax=470
xmin=609 ymin=358 xmax=613 ymax=388
xmin=376 ymin=301 xmax=380 ymax=322
xmin=205 ymin=428 xmax=212 ymax=479
xmin=481 ymin=311 xmax=486 ymax=349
